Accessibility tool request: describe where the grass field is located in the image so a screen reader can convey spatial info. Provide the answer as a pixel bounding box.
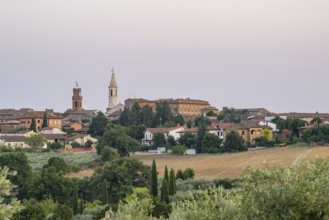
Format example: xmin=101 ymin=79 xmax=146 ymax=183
xmin=26 ymin=152 xmax=99 ymax=171
xmin=133 ymin=145 xmax=329 ymax=180
xmin=66 ymin=145 xmax=329 ymax=180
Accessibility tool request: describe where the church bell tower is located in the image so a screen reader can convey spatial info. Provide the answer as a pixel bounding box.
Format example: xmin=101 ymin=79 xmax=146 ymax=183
xmin=72 ymin=82 xmax=83 ymax=112
xmin=108 ymin=68 xmax=119 ymax=109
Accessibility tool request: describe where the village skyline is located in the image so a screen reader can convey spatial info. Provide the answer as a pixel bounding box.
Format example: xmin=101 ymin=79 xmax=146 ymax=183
xmin=1 ymin=1 xmax=329 ymax=113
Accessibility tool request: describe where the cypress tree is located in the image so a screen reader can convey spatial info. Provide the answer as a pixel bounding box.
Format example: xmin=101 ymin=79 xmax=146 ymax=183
xmin=42 ymin=112 xmax=48 ymax=128
xmin=160 ymin=179 xmax=169 ymax=203
xmin=102 ymin=179 xmax=109 ymax=205
xmin=73 ymin=182 xmax=79 ymax=215
xmin=164 ymin=165 xmax=169 ymax=183
xmin=30 ymin=118 xmax=37 ymax=132
xmin=151 ymin=159 xmax=158 ymax=197
xmin=78 ymin=196 xmax=84 ymax=214
xmin=169 ymin=168 xmax=176 ymax=196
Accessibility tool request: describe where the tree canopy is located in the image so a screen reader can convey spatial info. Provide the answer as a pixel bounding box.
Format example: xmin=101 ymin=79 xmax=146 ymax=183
xmin=88 ymin=111 xmax=109 ymax=137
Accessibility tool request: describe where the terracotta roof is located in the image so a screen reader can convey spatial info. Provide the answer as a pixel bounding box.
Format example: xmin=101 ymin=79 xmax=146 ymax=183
xmin=0 ymin=136 xmax=26 ymax=142
xmin=66 ymin=134 xmax=90 ymax=141
xmin=42 ymin=134 xmax=67 ymax=141
xmin=17 ymin=114 xmax=62 ymax=120
xmin=147 ymin=127 xmax=183 ymax=134
xmin=41 ymin=127 xmax=53 ymax=131
xmin=0 ymin=120 xmax=20 ymax=125
xmin=211 ymin=122 xmax=234 ymax=130
xmin=241 ymin=121 xmax=265 ymax=129
xmin=278 ymin=113 xmax=329 ymax=118
xmin=177 ymin=128 xmax=198 ymax=134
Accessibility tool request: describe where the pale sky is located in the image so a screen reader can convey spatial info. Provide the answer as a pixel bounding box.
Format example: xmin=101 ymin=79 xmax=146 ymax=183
xmin=0 ymin=0 xmax=328 ymax=113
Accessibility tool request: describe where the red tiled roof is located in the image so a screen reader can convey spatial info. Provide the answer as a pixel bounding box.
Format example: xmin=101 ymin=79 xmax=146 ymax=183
xmin=0 ymin=136 xmax=26 ymax=142
xmin=177 ymin=127 xmax=198 ymax=134
xmin=147 ymin=127 xmax=183 ymax=134
xmin=42 ymin=134 xmax=67 ymax=140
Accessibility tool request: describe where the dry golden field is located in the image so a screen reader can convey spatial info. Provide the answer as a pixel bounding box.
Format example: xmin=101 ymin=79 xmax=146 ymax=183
xmin=133 ymin=146 xmax=329 ymax=180
xmin=67 ymin=146 xmax=329 ymax=180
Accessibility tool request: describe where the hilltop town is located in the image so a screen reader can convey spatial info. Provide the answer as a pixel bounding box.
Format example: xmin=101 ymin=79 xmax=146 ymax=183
xmin=1 ymin=70 xmax=328 ymax=151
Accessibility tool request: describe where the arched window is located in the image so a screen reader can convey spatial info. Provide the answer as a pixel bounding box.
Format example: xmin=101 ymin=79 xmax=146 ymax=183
xmin=111 ymin=89 xmax=113 ymax=96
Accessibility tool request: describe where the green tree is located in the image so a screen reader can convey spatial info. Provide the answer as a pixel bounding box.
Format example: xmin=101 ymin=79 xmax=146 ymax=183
xmin=25 ymin=167 xmax=73 ymax=204
xmin=42 ymin=112 xmax=48 ymax=128
xmin=97 ymin=123 xmax=141 ymax=156
xmin=0 ymin=167 xmax=23 ymax=220
xmin=119 ymin=107 xmax=133 ymax=126
xmin=53 ymin=204 xmax=74 ymax=220
xmin=88 ymin=111 xmax=109 ymax=137
xmin=186 ymin=120 xmax=193 ymax=129
xmin=263 ymin=128 xmax=270 ymax=140
xmin=218 ymin=107 xmax=248 ymax=123
xmin=0 ymin=152 xmax=32 ymax=198
xmin=102 ymin=179 xmax=109 ymax=205
xmin=173 ymin=114 xmax=185 ymax=126
xmin=30 ymin=118 xmax=37 ymax=132
xmin=90 ymin=158 xmax=151 ymax=203
xmin=73 ymin=181 xmax=79 ymax=215
xmin=302 ymin=128 xmax=312 ymax=145
xmin=196 ymin=119 xmax=207 ymax=153
xmin=171 ymin=145 xmax=186 ymax=156
xmin=101 ymin=147 xmax=119 ymax=162
xmin=164 ymin=166 xmax=169 ymax=183
xmin=240 ymin=158 xmax=329 ymax=219
xmin=78 ymin=196 xmax=84 ymax=214
xmin=160 ymin=179 xmax=169 ymax=203
xmin=201 ymin=133 xmax=221 ymax=153
xmin=152 ymin=133 xmax=166 ymax=147
xmin=154 ymin=101 xmax=173 ymax=127
xmin=167 ymin=135 xmax=176 ymax=147
xmin=169 ymin=168 xmax=176 ymax=196
xmin=43 ymin=157 xmax=71 ymax=174
xmin=25 ymin=134 xmax=45 ymax=150
xmin=183 ymin=168 xmax=195 ymax=180
xmin=127 ymin=125 xmax=146 ymax=141
xmin=151 ymin=159 xmax=158 ymax=197
xmin=141 ymin=105 xmax=155 ymax=127
xmin=223 ymin=131 xmax=246 ymax=152
xmin=168 ymin=187 xmax=240 ymax=220
xmin=179 ymin=133 xmax=197 ymax=148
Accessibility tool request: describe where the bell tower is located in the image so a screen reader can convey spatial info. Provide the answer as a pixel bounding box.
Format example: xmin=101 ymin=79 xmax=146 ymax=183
xmin=72 ymin=82 xmax=83 ymax=112
xmin=108 ymin=68 xmax=119 ymax=109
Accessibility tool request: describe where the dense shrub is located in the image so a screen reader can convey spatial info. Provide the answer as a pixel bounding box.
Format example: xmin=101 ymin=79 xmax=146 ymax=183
xmin=43 ymin=157 xmax=71 ymax=174
xmin=176 ymin=168 xmax=195 ymax=180
xmin=171 ymin=145 xmax=186 ymax=156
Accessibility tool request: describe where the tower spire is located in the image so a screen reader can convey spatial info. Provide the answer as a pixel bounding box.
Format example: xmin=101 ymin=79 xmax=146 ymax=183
xmin=110 ymin=68 xmax=118 ymax=88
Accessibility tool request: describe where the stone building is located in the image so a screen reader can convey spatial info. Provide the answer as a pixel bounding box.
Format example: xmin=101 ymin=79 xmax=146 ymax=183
xmin=125 ymin=98 xmax=219 ymax=117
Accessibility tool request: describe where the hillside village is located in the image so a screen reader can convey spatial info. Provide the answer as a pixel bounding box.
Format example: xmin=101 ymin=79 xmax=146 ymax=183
xmin=1 ymin=71 xmax=329 ymax=152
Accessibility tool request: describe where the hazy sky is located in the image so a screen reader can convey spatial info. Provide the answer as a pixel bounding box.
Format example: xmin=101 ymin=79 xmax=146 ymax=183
xmin=1 ymin=0 xmax=328 ymax=113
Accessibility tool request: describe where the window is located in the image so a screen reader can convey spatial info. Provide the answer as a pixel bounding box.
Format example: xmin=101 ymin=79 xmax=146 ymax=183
xmin=242 ymin=131 xmax=245 ymax=135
